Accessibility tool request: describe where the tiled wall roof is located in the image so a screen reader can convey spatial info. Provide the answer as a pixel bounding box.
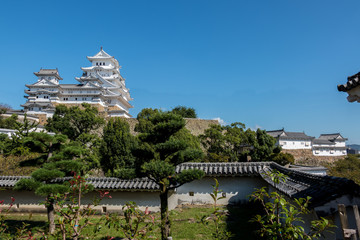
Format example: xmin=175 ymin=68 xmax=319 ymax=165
xmin=338 ymin=72 xmax=360 ymax=92
xmin=1 ymin=162 xmax=358 ymax=207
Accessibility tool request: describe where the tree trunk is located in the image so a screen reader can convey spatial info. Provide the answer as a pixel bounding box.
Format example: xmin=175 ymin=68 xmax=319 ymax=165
xmin=160 ymin=189 xmax=170 ymax=240
xmin=47 ymin=198 xmax=55 ymax=234
xmin=47 ymin=142 xmax=53 ymax=162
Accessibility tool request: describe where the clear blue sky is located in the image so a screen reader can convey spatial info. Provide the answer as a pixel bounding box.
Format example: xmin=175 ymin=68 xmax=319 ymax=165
xmin=1 ymin=0 xmax=359 ymax=144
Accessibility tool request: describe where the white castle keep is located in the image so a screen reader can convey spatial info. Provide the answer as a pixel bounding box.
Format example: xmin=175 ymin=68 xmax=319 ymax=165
xmin=22 ymin=48 xmax=133 ymax=121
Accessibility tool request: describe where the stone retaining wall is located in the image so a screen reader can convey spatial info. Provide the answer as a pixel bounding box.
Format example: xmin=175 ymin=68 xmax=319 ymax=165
xmin=282 ymin=149 xmax=344 ymax=166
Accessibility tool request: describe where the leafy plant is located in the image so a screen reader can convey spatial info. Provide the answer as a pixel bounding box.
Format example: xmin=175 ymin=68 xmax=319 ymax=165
xmin=201 ymin=178 xmax=232 ymax=240
xmin=249 ymin=170 xmax=334 ymax=239
xmin=53 ymin=173 xmax=108 ymax=240
xmin=0 ymin=197 xmax=15 ymax=238
xmin=104 ymin=201 xmax=155 ymax=240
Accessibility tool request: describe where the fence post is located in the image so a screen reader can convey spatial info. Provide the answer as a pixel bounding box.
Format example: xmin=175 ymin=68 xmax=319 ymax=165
xmin=338 ymin=204 xmax=357 ymax=240
xmin=353 ymin=205 xmax=360 ymax=239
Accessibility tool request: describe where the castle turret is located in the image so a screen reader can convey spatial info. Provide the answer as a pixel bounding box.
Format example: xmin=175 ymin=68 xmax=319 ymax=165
xmin=22 ymin=69 xmax=62 ymax=118
xmin=76 ymin=48 xmax=133 ymax=117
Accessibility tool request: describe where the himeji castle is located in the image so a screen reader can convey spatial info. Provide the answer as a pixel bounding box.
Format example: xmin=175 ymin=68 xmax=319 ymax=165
xmin=22 ymin=48 xmax=133 ymax=121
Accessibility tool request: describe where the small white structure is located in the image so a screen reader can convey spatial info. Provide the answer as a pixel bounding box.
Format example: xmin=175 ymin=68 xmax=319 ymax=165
xmin=22 ymin=48 xmax=133 ymax=119
xmin=267 ymin=129 xmax=348 ymax=156
xmin=266 ymin=129 xmax=313 ymax=150
xmin=0 ymin=127 xmax=54 ymax=139
xmin=312 ymin=133 xmax=347 ymax=156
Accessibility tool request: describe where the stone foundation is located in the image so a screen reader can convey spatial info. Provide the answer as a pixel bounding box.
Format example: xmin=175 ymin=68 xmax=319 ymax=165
xmin=282 ymin=149 xmax=345 ymax=166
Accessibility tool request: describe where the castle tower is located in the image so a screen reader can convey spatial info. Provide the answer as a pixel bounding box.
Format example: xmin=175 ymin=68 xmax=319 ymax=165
xmin=23 ymin=48 xmax=133 ymax=119
xmin=76 ymin=48 xmax=133 ymax=117
xmin=22 ymin=69 xmax=62 ymax=118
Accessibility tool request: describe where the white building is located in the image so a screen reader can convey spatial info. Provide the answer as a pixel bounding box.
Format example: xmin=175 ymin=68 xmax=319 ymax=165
xmin=22 ymin=48 xmax=133 ymax=121
xmin=312 ymin=133 xmax=347 ymax=156
xmin=266 ymin=129 xmax=314 ymax=150
xmin=267 ymin=130 xmax=347 ymax=156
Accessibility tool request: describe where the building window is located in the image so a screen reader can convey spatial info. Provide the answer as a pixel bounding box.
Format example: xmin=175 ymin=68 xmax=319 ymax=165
xmin=75 ymin=98 xmax=77 ymax=100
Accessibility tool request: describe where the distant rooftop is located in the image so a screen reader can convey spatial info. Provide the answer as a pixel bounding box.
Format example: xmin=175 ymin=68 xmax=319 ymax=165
xmin=266 ymin=129 xmax=314 ymax=140
xmin=34 ymin=69 xmax=62 ymax=80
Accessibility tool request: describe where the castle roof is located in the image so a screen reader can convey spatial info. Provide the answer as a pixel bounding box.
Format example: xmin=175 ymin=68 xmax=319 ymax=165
xmin=1 ymin=162 xmax=358 ymax=209
xmin=267 ymin=129 xmax=314 ymax=140
xmin=338 ymin=72 xmax=360 ymax=92
xmin=34 ymin=69 xmax=62 ymax=80
xmin=87 ymin=47 xmax=114 ymax=61
xmin=319 ymin=133 xmax=347 ymax=141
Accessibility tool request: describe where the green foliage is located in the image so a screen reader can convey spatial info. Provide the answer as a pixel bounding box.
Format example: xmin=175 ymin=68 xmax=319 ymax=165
xmin=270 ymin=152 xmax=295 ymax=166
xmin=133 ymin=109 xmax=205 ymax=240
xmin=53 ymin=174 xmax=105 ymax=239
xmin=13 ymin=178 xmax=41 ymax=191
xmin=249 ymin=170 xmax=334 ymax=239
xmin=0 ymin=197 xmax=15 ymax=239
xmin=45 ymin=103 xmax=105 ymax=141
xmin=171 ymin=106 xmax=197 ymax=118
xmin=31 ymin=168 xmax=65 ymax=182
xmin=100 ymin=117 xmax=137 ymax=176
xmin=43 ymin=160 xmax=83 ymax=176
xmin=250 ymin=129 xmax=280 ymax=161
xmin=142 ymin=160 xmax=175 ymax=183
xmin=35 ymin=184 xmax=69 ymax=197
xmin=0 ymin=114 xmax=20 ymax=129
xmin=104 ymin=201 xmax=155 ymax=240
xmin=201 ymin=178 xmax=232 ymax=240
xmin=328 ymin=154 xmax=360 ymax=185
xmin=1 ymin=114 xmax=38 ymax=156
xmin=200 ymin=122 xmax=257 ymax=162
xmin=173 ymin=169 xmax=205 ymax=187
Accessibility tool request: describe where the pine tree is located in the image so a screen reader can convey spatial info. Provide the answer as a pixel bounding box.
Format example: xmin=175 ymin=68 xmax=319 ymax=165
xmin=133 ymin=109 xmax=204 ymax=240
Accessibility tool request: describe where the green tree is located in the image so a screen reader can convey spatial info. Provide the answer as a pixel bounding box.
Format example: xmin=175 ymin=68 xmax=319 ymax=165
xmin=23 ymin=132 xmax=68 ymax=162
xmin=328 ymin=154 xmax=360 ymax=185
xmin=133 ymin=109 xmax=204 ymax=240
xmin=45 ymin=103 xmax=105 ymax=141
xmin=250 ymin=170 xmax=334 ymax=239
xmin=100 ymin=117 xmax=137 ymax=177
xmin=171 ymin=106 xmax=197 ymax=118
xmin=14 ymin=166 xmax=70 ymax=234
xmin=200 ymin=122 xmax=256 ymax=162
xmin=271 ymin=152 xmax=295 ymax=166
xmin=250 ymin=129 xmax=281 ymax=162
xmin=0 ymin=114 xmax=20 ymax=129
xmin=2 ymin=114 xmax=38 ymax=156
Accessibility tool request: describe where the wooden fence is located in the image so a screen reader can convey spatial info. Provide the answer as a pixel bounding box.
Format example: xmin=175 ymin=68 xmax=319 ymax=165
xmin=338 ymin=204 xmax=360 ymax=240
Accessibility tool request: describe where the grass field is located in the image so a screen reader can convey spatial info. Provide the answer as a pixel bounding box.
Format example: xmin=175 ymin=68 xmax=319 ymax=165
xmin=3 ymin=204 xmax=262 ymax=239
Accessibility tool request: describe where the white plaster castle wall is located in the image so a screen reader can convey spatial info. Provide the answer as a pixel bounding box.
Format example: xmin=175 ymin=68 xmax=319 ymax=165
xmin=0 ymin=176 xmax=268 ymax=213
xmin=279 ymin=139 xmax=312 ymax=149
xmin=174 ymin=176 xmax=267 ymax=206
xmin=312 ymin=148 xmax=346 ymax=156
